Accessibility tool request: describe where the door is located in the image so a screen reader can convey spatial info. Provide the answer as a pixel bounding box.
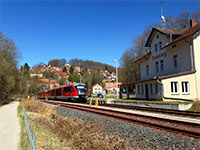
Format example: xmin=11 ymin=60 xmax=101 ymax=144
xmin=145 ymin=84 xmax=149 ymax=100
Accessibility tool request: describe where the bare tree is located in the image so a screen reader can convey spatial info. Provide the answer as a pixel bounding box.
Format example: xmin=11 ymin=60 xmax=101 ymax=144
xmin=0 ymin=32 xmax=21 ymax=101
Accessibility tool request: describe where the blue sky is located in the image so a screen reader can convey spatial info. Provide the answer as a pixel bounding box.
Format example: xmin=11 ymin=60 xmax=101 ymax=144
xmin=0 ymin=0 xmax=199 ymax=67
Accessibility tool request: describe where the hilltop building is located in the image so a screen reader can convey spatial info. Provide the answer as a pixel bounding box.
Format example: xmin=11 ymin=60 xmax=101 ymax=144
xmin=135 ymin=19 xmax=200 ymax=101
xmin=91 ymin=84 xmax=103 ymax=95
xmin=105 ymin=82 xmax=122 ymax=93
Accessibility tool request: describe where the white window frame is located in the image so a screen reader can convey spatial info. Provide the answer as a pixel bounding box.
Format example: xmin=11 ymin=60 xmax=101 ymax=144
xmin=171 ymin=81 xmax=179 ymax=94
xmin=182 ymin=81 xmax=190 ymax=95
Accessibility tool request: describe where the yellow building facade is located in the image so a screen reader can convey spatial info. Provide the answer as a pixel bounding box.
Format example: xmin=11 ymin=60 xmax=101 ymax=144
xmin=135 ymin=20 xmax=200 ymax=101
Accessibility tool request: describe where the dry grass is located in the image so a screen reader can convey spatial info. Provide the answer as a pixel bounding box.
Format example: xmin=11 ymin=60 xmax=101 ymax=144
xmin=188 ymin=101 xmax=200 ymax=112
xmin=22 ymin=99 xmax=133 ymax=150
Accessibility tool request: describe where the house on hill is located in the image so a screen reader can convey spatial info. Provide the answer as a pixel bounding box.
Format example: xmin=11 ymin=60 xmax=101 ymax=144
xmin=134 ymin=19 xmax=200 ymax=101
xmin=105 ymin=82 xmax=122 ymax=93
xmin=38 ymin=78 xmax=59 ymax=90
xmin=50 ymin=67 xmax=62 ymax=72
xmin=74 ymin=66 xmax=81 ymax=72
xmin=91 ymin=84 xmax=103 ymax=95
xmin=56 ymin=72 xmax=68 ymax=80
xmin=30 ymin=69 xmax=43 ymax=78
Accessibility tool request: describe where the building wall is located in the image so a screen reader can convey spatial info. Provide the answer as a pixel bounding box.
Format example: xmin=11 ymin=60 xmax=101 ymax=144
xmin=92 ymin=84 xmax=103 ymax=94
xmin=161 ymin=73 xmax=197 ymax=100
xmin=192 ymin=30 xmax=200 ymax=100
xmin=140 ymin=39 xmax=192 ymax=80
xmin=136 ymin=81 xmax=162 ymax=100
xmin=30 ymin=73 xmax=43 ymax=78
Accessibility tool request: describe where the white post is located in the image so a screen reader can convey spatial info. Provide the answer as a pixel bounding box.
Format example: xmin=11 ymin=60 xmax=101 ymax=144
xmin=113 ymin=60 xmax=118 ymax=99
xmin=78 ymin=72 xmax=81 ymax=83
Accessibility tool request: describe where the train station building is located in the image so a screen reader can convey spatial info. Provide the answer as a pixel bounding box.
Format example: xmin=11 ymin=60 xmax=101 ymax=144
xmin=134 ymin=19 xmax=200 ymax=101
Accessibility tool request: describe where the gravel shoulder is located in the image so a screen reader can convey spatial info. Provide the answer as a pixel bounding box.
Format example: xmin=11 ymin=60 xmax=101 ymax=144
xmin=0 ymin=101 xmax=21 ymax=150
xmin=56 ymin=105 xmax=200 ymax=150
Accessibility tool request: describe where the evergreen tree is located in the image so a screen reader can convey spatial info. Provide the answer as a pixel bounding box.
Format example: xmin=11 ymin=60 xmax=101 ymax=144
xmin=63 ymin=66 xmax=67 ymax=72
xmin=69 ymin=66 xmax=74 ymax=74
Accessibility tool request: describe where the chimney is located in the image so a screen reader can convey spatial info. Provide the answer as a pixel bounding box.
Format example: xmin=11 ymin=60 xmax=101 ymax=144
xmin=190 ymin=19 xmax=197 ymax=27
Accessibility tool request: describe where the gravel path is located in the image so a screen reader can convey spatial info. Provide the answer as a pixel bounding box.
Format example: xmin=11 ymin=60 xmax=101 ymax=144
xmin=56 ymin=105 xmax=200 ymax=150
xmin=0 ymin=101 xmax=21 ymax=150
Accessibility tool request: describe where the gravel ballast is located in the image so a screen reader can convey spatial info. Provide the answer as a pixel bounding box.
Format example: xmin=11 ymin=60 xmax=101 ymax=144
xmin=56 ymin=105 xmax=200 ymax=150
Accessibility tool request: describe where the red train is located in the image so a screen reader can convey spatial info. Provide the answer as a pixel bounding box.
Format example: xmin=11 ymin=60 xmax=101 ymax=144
xmin=37 ymin=83 xmax=88 ymax=102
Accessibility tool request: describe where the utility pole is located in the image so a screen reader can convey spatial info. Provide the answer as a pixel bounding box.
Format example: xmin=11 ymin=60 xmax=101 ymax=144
xmin=113 ymin=59 xmax=118 ymax=99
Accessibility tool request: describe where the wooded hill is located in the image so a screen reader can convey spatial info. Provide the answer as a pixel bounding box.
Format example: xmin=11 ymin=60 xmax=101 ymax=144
xmin=69 ymin=59 xmax=115 ymax=72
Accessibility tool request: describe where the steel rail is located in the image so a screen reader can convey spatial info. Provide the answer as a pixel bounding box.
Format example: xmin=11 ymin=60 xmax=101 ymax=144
xmin=98 ymin=104 xmax=200 ymax=118
xmin=44 ymin=101 xmax=200 ymax=138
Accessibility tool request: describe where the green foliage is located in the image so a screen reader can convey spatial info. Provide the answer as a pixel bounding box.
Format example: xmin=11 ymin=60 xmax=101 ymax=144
xmin=69 ymin=66 xmax=74 ymax=74
xmin=68 ymin=73 xmax=80 ymax=83
xmin=18 ymin=101 xmax=29 ymax=150
xmin=63 ymin=66 xmax=67 ymax=72
xmin=91 ymin=78 xmax=96 ymax=86
xmin=85 ymin=81 xmax=88 ymax=89
xmin=59 ymin=77 xmax=66 ymax=86
xmin=43 ymin=70 xmax=58 ymax=80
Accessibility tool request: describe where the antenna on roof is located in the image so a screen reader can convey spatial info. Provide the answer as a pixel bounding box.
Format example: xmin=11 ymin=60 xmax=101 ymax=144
xmin=160 ymin=1 xmax=167 ymax=28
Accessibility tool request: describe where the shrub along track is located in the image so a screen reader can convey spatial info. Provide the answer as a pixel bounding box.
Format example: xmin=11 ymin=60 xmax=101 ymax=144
xmin=43 ymin=101 xmax=200 ymax=140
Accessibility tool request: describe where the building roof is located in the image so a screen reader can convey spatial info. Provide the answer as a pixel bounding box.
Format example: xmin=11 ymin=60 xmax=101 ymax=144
xmin=50 ymin=80 xmax=58 ymax=83
xmin=154 ymin=27 xmax=187 ymax=35
xmin=105 ymin=82 xmax=122 ymax=88
xmin=134 ymin=70 xmax=196 ymax=84
xmin=58 ymin=72 xmax=67 ymax=76
xmin=135 ymin=51 xmax=151 ymax=63
xmin=145 ymin=27 xmax=186 ymax=47
xmin=91 ymin=83 xmax=102 ymax=89
xmin=38 ymin=78 xmax=49 ymax=83
xmin=164 ymin=22 xmax=200 ymax=48
xmin=74 ymin=66 xmax=80 ymax=69
xmin=137 ymin=22 xmax=200 ymax=63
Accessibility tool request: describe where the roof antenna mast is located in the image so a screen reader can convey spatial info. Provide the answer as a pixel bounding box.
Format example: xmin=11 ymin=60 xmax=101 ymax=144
xmin=160 ymin=0 xmax=166 ymax=28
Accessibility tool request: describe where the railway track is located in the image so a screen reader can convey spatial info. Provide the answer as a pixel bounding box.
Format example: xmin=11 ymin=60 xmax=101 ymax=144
xmin=96 ymin=103 xmax=200 ymax=118
xmin=43 ymin=101 xmax=200 ymax=139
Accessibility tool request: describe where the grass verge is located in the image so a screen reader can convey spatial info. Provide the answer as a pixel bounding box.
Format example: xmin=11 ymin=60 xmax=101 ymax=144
xmin=188 ymin=101 xmax=200 ymax=112
xmin=23 ymin=99 xmax=133 ymax=150
xmin=17 ymin=101 xmax=29 ymax=150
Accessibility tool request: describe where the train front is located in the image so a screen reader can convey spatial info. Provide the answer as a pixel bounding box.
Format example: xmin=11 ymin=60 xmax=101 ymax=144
xmin=74 ymin=84 xmax=87 ymax=102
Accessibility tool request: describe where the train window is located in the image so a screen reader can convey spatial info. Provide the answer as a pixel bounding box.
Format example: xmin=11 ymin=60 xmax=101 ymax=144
xmin=56 ymin=89 xmax=62 ymax=96
xmin=70 ymin=87 xmax=74 ymax=92
xmin=50 ymin=90 xmax=55 ymax=96
xmin=47 ymin=91 xmax=50 ymax=96
xmin=75 ymin=85 xmax=87 ymax=94
xmin=64 ymin=86 xmax=74 ymax=92
xmin=64 ymin=87 xmax=69 ymax=92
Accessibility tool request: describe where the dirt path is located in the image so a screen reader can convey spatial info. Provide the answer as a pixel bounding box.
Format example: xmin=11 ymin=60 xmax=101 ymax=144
xmin=0 ymin=101 xmax=20 ymax=150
